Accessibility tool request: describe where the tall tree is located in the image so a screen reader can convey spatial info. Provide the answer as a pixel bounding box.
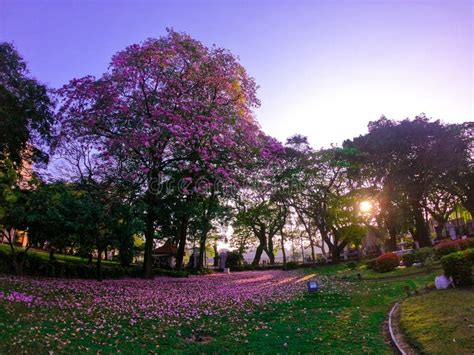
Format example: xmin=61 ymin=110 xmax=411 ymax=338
xmin=0 ymin=42 xmax=53 ymax=167
xmin=56 ymin=30 xmax=265 ymax=278
xmin=344 ymin=115 xmax=470 ymax=247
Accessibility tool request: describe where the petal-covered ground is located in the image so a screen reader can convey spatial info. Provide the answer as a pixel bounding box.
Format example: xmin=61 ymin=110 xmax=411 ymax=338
xmin=0 ymin=271 xmax=312 ymax=326
xmin=0 ymin=265 xmax=445 ymax=353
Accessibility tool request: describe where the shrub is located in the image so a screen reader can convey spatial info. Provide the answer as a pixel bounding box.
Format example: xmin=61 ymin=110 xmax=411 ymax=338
xmin=365 ymin=258 xmax=377 ymax=270
xmin=316 ymin=255 xmax=327 ymax=264
xmin=434 ymin=239 xmax=474 ymax=258
xmin=441 ymin=251 xmax=472 ymax=287
xmin=225 ymin=251 xmax=243 ymax=269
xmin=283 ymin=261 xmax=299 ymax=270
xmin=402 ymin=253 xmax=417 ymax=267
xmin=0 ymin=249 xmax=143 ymax=279
xmin=346 ymin=261 xmax=358 ymax=270
xmin=462 ymin=248 xmax=474 ymax=264
xmin=374 ymin=253 xmax=400 ymax=273
xmin=403 ymin=247 xmax=435 ymax=266
xmin=415 ymin=247 xmax=435 ymax=263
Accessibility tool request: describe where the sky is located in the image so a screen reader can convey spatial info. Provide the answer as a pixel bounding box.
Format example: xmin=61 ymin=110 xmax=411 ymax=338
xmin=1 ymin=0 xmax=472 ymax=147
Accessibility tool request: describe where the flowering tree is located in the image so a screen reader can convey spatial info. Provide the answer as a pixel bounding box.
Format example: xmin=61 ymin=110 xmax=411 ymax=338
xmin=56 ymin=30 xmax=265 ymax=277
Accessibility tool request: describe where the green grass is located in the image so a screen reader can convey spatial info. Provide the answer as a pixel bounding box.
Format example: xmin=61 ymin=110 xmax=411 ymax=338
xmin=399 ymin=289 xmax=474 ymax=354
xmin=0 ymin=244 xmax=119 ymax=266
xmin=0 ymin=263 xmax=443 ymax=353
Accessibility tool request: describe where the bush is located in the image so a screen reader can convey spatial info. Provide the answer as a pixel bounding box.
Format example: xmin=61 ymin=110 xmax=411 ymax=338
xmin=402 ymin=247 xmax=435 ymax=267
xmin=0 ymin=249 xmax=142 ymax=279
xmin=441 ymin=251 xmax=472 ymax=287
xmin=402 ymin=253 xmax=417 ymax=267
xmin=434 ymin=239 xmax=474 ymax=258
xmin=282 ymin=261 xmax=300 ymax=270
xmin=415 ymin=247 xmax=435 ymax=263
xmin=346 ymin=261 xmax=357 ymax=270
xmin=225 ymin=251 xmax=243 ymax=269
xmin=462 ymin=248 xmax=474 ymax=264
xmin=374 ymin=253 xmax=400 ymax=273
xmin=316 ymin=255 xmax=327 ymax=264
xmin=365 ymin=258 xmax=377 ymax=270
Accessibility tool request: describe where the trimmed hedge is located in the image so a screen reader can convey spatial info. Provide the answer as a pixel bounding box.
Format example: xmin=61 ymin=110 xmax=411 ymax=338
xmin=402 ymin=247 xmax=435 ymax=266
xmin=282 ymin=261 xmax=299 ymax=270
xmin=374 ymin=252 xmax=400 ymax=273
xmin=0 ymin=248 xmax=139 ymax=279
xmin=402 ymin=253 xmax=417 ymax=267
xmin=462 ymin=248 xmax=474 ymax=264
xmin=441 ymin=251 xmax=472 ymax=287
xmin=434 ymin=238 xmax=474 ymax=258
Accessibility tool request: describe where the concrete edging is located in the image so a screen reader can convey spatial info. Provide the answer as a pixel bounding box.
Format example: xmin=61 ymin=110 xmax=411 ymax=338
xmin=388 ymin=302 xmax=418 ymax=355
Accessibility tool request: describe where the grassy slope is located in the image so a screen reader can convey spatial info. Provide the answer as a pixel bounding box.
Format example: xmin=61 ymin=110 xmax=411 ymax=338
xmin=0 ymin=264 xmax=440 ymax=354
xmin=400 ymin=289 xmax=474 ymax=354
xmin=0 ymin=244 xmax=119 ymax=266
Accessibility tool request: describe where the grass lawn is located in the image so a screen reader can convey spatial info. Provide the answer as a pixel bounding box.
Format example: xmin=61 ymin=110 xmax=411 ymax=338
xmin=399 ymin=288 xmax=474 ymax=354
xmin=0 ymin=244 xmax=119 ymax=266
xmin=0 ymin=263 xmax=443 ymax=353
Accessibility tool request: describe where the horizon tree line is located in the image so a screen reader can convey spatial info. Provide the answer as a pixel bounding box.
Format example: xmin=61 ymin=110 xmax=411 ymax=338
xmin=0 ymin=31 xmax=472 ymax=279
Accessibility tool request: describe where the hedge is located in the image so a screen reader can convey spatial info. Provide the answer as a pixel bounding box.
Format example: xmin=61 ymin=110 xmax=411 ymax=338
xmin=434 ymin=238 xmax=474 ymax=258
xmin=441 ymin=250 xmax=472 ymax=287
xmin=0 ymin=248 xmax=143 ymax=279
xmin=402 ymin=247 xmax=435 ymax=266
xmin=374 ymin=252 xmax=400 ymax=273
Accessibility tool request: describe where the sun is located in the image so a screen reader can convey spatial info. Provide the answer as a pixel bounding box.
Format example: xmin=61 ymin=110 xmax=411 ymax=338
xmin=360 ymin=200 xmax=373 ymax=213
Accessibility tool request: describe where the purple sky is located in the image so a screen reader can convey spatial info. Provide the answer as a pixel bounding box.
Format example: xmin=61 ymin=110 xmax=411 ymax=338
xmin=1 ymin=0 xmax=472 ymax=147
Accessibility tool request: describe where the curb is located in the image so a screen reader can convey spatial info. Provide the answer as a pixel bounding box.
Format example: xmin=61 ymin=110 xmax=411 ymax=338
xmin=388 ymin=302 xmax=407 ymax=355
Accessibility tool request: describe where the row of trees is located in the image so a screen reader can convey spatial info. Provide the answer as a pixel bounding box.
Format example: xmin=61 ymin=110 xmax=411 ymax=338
xmin=1 ymin=31 xmax=472 ymax=279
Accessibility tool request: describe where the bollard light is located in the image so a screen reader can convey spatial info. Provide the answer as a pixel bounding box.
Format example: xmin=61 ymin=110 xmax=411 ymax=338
xmin=307 ymin=280 xmax=319 ymax=294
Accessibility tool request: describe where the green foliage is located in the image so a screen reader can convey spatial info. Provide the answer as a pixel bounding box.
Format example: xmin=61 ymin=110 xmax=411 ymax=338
xmin=282 ymin=261 xmax=299 ymax=270
xmin=0 ymin=42 xmax=53 ymax=166
xmin=225 ymin=251 xmax=243 ymax=269
xmin=0 ymin=247 xmax=141 ymax=279
xmin=346 ymin=261 xmax=357 ymax=270
xmin=434 ymin=239 xmax=473 ymax=258
xmin=441 ymin=251 xmax=472 ymax=287
xmin=401 ymin=253 xmax=417 ymax=267
xmin=365 ymin=258 xmax=377 ymax=270
xmin=462 ymin=248 xmax=474 ymax=264
xmin=402 ymin=247 xmax=435 ymax=266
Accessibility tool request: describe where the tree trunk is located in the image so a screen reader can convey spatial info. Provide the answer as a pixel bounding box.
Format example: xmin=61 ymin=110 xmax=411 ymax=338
xmin=175 ymin=215 xmax=188 ymax=270
xmin=300 ymin=237 xmax=305 ymax=263
xmin=308 ymin=234 xmax=316 ymax=264
xmin=413 ymin=204 xmax=432 ymax=247
xmin=213 ymin=242 xmax=219 ymax=267
xmin=143 ymin=205 xmax=155 ymax=278
xmin=385 ymin=227 xmax=398 ymax=251
xmin=434 ymin=223 xmax=445 ymax=240
xmin=265 ymin=247 xmax=275 ymax=265
xmin=266 ymin=234 xmax=275 ymax=265
xmin=252 ymin=243 xmax=264 ymax=266
xmin=280 ymin=232 xmax=286 ymax=265
xmin=197 ymin=224 xmax=211 ymax=270
xmin=96 ymin=247 xmax=103 ymax=281
xmin=49 ymin=248 xmax=55 ymax=262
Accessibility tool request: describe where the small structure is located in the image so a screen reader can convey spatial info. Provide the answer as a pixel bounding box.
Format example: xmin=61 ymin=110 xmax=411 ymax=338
xmin=153 ymin=240 xmax=177 ymax=269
